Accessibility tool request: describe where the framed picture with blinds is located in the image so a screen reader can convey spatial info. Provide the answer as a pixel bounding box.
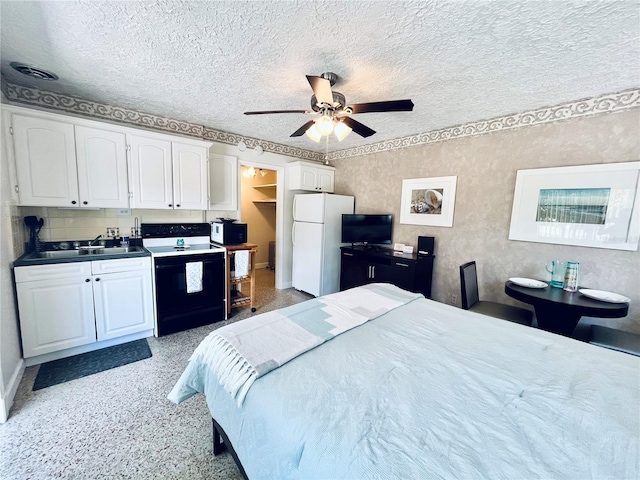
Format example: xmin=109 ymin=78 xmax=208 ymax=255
xmin=508 ymin=162 xmax=640 ymax=251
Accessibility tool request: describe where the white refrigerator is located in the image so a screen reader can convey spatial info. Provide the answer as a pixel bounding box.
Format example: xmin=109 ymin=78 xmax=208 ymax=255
xmin=292 ymin=193 xmax=355 ymax=297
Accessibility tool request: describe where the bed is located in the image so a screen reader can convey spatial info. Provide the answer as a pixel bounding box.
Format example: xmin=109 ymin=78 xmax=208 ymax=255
xmin=169 ymin=284 xmax=639 ymax=479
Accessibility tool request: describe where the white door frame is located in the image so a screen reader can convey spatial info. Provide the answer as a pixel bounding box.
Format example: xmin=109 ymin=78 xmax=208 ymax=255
xmin=239 ymin=160 xmax=286 ymax=289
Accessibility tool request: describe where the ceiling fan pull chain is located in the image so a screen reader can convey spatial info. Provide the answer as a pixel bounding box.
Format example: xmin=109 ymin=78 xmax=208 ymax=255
xmin=324 ymin=134 xmax=329 ymax=165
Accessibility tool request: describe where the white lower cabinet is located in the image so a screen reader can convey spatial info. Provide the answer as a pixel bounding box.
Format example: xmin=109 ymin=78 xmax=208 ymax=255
xmin=15 ymin=258 xmax=153 ymax=362
xmin=15 ymin=264 xmax=96 ymax=358
xmin=92 ymin=259 xmax=154 ymax=341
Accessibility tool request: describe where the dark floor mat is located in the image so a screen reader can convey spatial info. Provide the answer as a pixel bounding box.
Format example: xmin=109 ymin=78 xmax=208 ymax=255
xmin=33 ymin=339 xmax=152 ymax=391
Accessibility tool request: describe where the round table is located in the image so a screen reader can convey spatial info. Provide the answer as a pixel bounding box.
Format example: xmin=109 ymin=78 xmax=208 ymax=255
xmin=504 ymin=281 xmax=629 ymax=336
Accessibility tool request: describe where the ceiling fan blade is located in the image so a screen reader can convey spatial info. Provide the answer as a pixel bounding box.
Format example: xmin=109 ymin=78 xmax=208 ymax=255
xmin=342 ymin=117 xmax=376 ymax=138
xmin=346 ymin=99 xmax=414 ymax=114
xmin=306 ymin=75 xmax=334 ymax=106
xmin=244 ymin=110 xmax=309 ymax=115
xmin=290 ymin=120 xmax=316 ymax=137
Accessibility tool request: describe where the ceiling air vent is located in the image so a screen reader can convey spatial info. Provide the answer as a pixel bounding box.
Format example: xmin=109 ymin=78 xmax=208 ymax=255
xmin=10 ymin=62 xmax=58 ymax=81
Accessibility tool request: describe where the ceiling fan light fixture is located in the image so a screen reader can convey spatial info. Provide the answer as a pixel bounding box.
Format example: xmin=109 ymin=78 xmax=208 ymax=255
xmin=305 ymin=123 xmax=322 ymax=142
xmin=334 ymin=121 xmax=352 ymax=141
xmin=316 ymin=115 xmax=334 ymax=135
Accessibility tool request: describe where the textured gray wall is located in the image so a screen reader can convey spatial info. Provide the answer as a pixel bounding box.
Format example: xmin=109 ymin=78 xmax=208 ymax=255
xmin=333 ymin=109 xmax=640 ymax=333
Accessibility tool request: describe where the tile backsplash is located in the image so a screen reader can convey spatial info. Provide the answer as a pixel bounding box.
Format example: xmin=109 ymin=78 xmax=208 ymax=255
xmin=18 ymin=207 xmax=206 ymax=244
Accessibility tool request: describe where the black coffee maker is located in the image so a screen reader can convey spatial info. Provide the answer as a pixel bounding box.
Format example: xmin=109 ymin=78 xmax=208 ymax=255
xmin=24 ymin=216 xmax=44 ymax=252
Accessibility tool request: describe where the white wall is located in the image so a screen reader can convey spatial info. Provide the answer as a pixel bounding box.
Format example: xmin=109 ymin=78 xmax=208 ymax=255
xmin=0 ymin=101 xmax=25 ymax=423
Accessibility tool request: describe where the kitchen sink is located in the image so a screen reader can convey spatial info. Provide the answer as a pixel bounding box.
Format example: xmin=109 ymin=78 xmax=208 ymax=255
xmin=33 ymin=246 xmax=145 ymax=259
xmin=39 ymin=250 xmax=81 ymax=258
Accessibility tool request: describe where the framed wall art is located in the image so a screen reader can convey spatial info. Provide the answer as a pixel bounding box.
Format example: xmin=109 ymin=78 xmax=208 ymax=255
xmin=400 ymin=176 xmax=457 ymax=227
xmin=508 ymin=161 xmax=640 ymax=251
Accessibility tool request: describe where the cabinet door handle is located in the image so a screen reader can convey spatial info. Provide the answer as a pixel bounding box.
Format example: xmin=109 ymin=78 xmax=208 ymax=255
xmin=71 ymin=200 xmax=77 ymax=205
xmin=395 ymin=263 xmax=409 ymax=267
xmin=95 ymin=278 xmax=101 ymax=282
xmin=176 ymin=204 xmax=180 ymax=208
xmin=168 ymin=204 xmax=173 ymax=208
xmin=83 ymin=201 xmax=88 ymax=205
xmin=85 ymin=278 xmax=90 ymax=282
xmin=343 ymin=252 xmax=353 ymax=257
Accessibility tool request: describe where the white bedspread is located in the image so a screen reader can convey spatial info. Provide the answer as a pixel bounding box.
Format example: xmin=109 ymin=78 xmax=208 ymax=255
xmin=169 ymin=283 xmax=422 ymax=405
xmin=169 ymin=287 xmax=640 ymax=479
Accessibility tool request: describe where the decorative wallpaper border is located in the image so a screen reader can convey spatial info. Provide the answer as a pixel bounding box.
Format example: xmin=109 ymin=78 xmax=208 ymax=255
xmin=2 ymin=76 xmax=637 ymax=163
xmin=328 ymin=88 xmax=640 ymax=161
xmin=0 ymin=78 xmax=323 ymax=162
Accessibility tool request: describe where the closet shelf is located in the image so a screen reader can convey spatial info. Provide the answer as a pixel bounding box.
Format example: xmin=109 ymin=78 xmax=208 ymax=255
xmin=253 ymin=199 xmax=276 ymax=204
xmin=253 ymin=183 xmax=277 ymax=189
xmin=230 ymin=275 xmax=251 ymax=285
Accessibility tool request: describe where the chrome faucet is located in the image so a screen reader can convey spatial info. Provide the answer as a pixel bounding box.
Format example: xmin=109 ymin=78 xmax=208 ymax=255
xmin=88 ymin=234 xmax=103 ymax=246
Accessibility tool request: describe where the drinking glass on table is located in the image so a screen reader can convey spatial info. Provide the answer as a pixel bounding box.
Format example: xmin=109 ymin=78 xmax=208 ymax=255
xmin=545 ymin=260 xmax=566 ymax=288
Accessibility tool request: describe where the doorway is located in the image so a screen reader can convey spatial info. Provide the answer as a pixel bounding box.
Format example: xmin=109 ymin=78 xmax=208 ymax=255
xmin=240 ymin=164 xmax=278 ymax=290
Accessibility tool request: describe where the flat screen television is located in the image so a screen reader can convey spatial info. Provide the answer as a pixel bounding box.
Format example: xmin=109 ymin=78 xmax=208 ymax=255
xmin=341 ymin=214 xmax=393 ymax=246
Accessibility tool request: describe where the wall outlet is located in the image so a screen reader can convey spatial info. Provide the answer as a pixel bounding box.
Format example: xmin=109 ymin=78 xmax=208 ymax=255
xmin=106 ymin=227 xmax=119 ymax=238
xmin=449 ymin=293 xmax=458 ymax=306
xmin=117 ymin=208 xmax=131 ymax=216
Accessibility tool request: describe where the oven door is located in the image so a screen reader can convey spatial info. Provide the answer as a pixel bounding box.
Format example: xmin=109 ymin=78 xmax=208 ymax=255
xmin=154 ymin=252 xmax=225 ymax=336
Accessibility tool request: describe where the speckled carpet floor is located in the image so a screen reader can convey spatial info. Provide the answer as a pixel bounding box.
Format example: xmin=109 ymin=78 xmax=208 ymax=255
xmin=0 ymin=269 xmax=312 ymax=480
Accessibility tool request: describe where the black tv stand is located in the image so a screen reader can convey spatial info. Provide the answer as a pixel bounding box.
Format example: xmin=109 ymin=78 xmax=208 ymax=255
xmin=340 ymin=245 xmax=434 ymax=298
xmin=357 ymin=243 xmax=388 ymax=252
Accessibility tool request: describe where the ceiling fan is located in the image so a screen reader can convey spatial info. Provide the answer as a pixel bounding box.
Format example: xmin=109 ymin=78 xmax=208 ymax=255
xmin=244 ymin=72 xmax=414 ymax=142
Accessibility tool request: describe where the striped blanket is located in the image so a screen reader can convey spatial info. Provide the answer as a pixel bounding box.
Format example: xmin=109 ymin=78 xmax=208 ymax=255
xmin=168 ymin=283 xmax=423 ymax=406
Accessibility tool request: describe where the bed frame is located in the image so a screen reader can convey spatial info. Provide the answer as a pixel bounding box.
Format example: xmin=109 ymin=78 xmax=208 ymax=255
xmin=212 ymin=418 xmax=248 ymax=480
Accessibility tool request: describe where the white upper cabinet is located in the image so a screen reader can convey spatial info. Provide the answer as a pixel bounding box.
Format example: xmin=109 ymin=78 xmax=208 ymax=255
xmin=172 ymin=142 xmax=209 ymax=210
xmin=129 ymin=134 xmax=210 ymax=210
xmin=288 ymin=161 xmax=335 ymax=193
xmin=208 ymin=153 xmax=238 ymax=211
xmin=12 ymin=115 xmax=80 ymax=207
xmin=5 ymin=105 xmax=212 ymax=211
xmin=129 ymin=134 xmax=173 ymax=209
xmin=75 ymin=125 xmax=129 ymax=208
xmin=10 ymin=112 xmax=129 ymax=208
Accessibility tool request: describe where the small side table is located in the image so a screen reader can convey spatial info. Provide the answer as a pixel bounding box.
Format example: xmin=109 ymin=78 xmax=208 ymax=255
xmin=214 ymin=243 xmax=258 ymax=315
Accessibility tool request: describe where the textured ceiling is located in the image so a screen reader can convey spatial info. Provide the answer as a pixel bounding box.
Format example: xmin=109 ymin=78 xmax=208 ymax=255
xmin=1 ymin=1 xmax=639 ymax=153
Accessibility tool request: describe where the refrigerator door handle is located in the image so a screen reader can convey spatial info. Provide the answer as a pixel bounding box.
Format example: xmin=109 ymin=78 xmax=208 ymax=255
xmin=292 ymin=196 xmax=298 ymax=222
xmin=292 ymin=222 xmax=296 ymax=246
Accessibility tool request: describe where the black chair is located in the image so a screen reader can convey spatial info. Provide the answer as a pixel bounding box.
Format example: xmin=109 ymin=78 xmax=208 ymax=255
xmin=460 ymin=261 xmax=533 ymax=326
xmin=588 ymin=325 xmax=640 ymax=357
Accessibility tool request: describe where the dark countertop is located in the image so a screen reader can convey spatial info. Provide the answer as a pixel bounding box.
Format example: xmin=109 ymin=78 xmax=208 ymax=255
xmin=13 ymin=246 xmax=152 ymax=268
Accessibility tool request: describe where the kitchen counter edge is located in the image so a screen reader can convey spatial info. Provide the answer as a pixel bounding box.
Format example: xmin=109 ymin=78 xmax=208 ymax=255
xmin=13 ymin=248 xmax=152 ymax=268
